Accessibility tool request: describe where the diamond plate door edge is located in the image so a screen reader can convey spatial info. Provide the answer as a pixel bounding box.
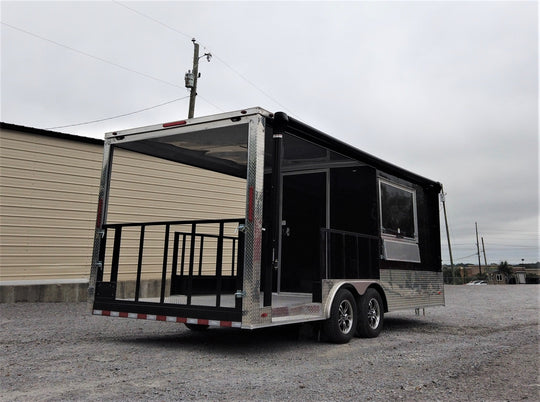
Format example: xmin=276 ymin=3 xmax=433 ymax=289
xmin=241 ymin=114 xmax=271 ymax=327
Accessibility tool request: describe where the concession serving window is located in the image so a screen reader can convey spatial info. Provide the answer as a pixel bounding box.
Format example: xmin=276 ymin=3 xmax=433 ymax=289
xmin=379 ymin=179 xmax=421 ymax=263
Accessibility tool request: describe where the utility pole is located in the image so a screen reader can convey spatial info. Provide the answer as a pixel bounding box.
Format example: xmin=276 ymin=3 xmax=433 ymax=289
xmin=481 ymin=237 xmax=488 ymax=266
xmin=440 ymin=187 xmax=456 ymax=283
xmin=184 ymin=39 xmax=211 ymax=119
xmin=475 ymin=222 xmax=482 ymax=275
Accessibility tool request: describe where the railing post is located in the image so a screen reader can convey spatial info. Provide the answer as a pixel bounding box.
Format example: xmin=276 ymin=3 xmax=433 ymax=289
xmin=187 ymin=223 xmax=196 ymax=305
xmin=215 ymin=222 xmax=224 ymax=307
xmin=110 ymin=226 xmax=122 ymax=283
xmin=159 ymin=225 xmax=170 ymax=303
xmin=231 ymin=238 xmax=237 ymax=276
xmin=135 ymin=225 xmax=145 ymax=301
xmin=170 ymin=231 xmax=180 ymax=295
xmin=198 ymin=236 xmax=204 ymax=276
xmin=180 ymin=234 xmax=187 ymax=276
xmin=171 ymin=232 xmax=179 ymax=278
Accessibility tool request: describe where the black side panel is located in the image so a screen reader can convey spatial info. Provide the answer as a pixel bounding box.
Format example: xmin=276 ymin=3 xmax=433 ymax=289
xmin=330 ymin=166 xmax=378 ymax=236
xmin=329 ymin=166 xmax=379 ymax=279
xmin=417 ymin=184 xmax=442 ymax=272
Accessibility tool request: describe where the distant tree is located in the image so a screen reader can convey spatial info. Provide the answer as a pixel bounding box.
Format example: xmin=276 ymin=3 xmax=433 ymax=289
xmin=498 ymin=261 xmax=513 ymax=276
xmin=443 ymin=266 xmax=462 ymax=284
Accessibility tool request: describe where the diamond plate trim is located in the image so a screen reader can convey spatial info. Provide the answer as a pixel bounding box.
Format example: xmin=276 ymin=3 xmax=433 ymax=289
xmin=88 ymin=141 xmax=113 ymax=310
xmin=380 ymin=269 xmax=445 ymax=311
xmin=321 ymin=269 xmax=444 ymax=318
xmin=241 ymin=115 xmax=268 ymax=327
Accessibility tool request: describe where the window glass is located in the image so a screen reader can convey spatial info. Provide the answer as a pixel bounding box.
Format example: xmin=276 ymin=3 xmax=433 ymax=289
xmin=380 ymin=181 xmax=416 ymax=239
xmin=264 ymin=131 xmax=356 ymax=173
xmin=118 ymin=123 xmax=249 ymax=178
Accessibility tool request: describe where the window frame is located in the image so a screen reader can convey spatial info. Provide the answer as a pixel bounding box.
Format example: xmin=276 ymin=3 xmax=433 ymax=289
xmin=378 ymin=178 xmax=418 ymax=242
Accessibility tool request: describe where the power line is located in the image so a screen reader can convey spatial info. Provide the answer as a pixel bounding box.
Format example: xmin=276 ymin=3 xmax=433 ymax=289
xmin=212 ymin=53 xmax=294 ymax=115
xmin=484 ymin=245 xmax=538 ymax=249
xmin=111 ymin=1 xmax=295 ymax=116
xmin=112 ymin=1 xmax=225 ymax=115
xmin=112 ymin=1 xmax=192 ymax=40
xmin=45 ymin=96 xmax=189 ymax=129
xmin=1 ymin=21 xmax=183 ymax=89
xmin=3 ymin=10 xmax=292 ymax=118
xmin=3 ymin=7 xmax=292 ymax=122
xmin=196 ymin=95 xmax=225 ymax=113
xmin=454 ymin=252 xmax=481 ymax=261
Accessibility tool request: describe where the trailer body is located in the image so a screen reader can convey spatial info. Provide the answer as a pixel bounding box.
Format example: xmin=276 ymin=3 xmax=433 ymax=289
xmin=89 ymin=108 xmax=444 ymax=342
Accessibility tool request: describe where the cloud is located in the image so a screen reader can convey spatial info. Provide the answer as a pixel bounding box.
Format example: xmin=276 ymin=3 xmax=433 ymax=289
xmin=1 ymin=0 xmax=537 ymax=263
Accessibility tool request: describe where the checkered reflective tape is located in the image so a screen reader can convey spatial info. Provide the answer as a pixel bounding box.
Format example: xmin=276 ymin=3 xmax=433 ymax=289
xmin=92 ymin=310 xmax=241 ymax=328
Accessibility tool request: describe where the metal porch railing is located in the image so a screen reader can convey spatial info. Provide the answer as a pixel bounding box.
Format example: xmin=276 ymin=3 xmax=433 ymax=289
xmin=320 ymin=228 xmax=380 ymax=280
xmin=95 ymin=218 xmax=244 ymax=310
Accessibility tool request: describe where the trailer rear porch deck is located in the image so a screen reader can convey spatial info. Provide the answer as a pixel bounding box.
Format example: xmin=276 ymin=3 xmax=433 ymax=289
xmin=116 ymin=292 xmax=324 ymax=326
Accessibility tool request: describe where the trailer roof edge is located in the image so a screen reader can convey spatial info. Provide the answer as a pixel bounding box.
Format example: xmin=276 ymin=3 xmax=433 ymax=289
xmin=278 ymin=113 xmax=440 ymax=190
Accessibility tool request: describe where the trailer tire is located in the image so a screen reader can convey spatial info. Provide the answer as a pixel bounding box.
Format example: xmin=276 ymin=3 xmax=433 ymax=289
xmin=356 ymin=288 xmax=383 ymax=338
xmin=322 ymin=289 xmax=356 ymax=344
xmin=185 ymin=323 xmax=210 ymax=331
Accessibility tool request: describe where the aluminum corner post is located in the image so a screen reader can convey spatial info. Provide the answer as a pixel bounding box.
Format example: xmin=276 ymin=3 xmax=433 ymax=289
xmin=88 ymin=140 xmax=114 ymax=311
xmin=241 ymin=114 xmax=269 ymax=328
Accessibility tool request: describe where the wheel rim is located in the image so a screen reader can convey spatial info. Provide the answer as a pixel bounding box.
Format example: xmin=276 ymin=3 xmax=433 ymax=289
xmin=338 ymin=299 xmax=354 ymax=334
xmin=367 ymin=298 xmax=380 ymax=329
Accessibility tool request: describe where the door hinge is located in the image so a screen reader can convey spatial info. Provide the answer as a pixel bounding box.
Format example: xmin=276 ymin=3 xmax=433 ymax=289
xmin=235 ymin=224 xmax=246 ymax=233
xmin=235 ymin=290 xmax=246 ymax=298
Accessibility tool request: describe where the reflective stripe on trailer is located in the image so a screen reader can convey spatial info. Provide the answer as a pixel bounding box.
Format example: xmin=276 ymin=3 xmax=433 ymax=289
xmin=93 ymin=310 xmax=241 ymax=328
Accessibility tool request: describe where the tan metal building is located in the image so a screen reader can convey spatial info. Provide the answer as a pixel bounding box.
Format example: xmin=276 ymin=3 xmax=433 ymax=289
xmin=0 ymin=123 xmax=245 ymax=300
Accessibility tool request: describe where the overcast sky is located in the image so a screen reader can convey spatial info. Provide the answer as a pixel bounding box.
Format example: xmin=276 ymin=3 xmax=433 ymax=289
xmin=1 ymin=1 xmax=538 ymax=264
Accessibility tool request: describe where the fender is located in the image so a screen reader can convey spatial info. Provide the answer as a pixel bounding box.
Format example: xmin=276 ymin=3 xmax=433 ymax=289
xmin=322 ymin=280 xmax=383 ymax=319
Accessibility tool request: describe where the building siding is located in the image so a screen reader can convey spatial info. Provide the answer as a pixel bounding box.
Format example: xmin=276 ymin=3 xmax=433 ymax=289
xmin=0 ymin=125 xmax=246 ymax=281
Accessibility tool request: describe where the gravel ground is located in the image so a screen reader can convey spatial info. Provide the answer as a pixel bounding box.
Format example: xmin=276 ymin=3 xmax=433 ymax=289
xmin=1 ymin=285 xmax=538 ymax=401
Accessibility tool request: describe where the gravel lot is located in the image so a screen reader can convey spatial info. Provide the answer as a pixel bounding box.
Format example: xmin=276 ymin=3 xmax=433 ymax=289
xmin=1 ymin=285 xmax=538 ymax=401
